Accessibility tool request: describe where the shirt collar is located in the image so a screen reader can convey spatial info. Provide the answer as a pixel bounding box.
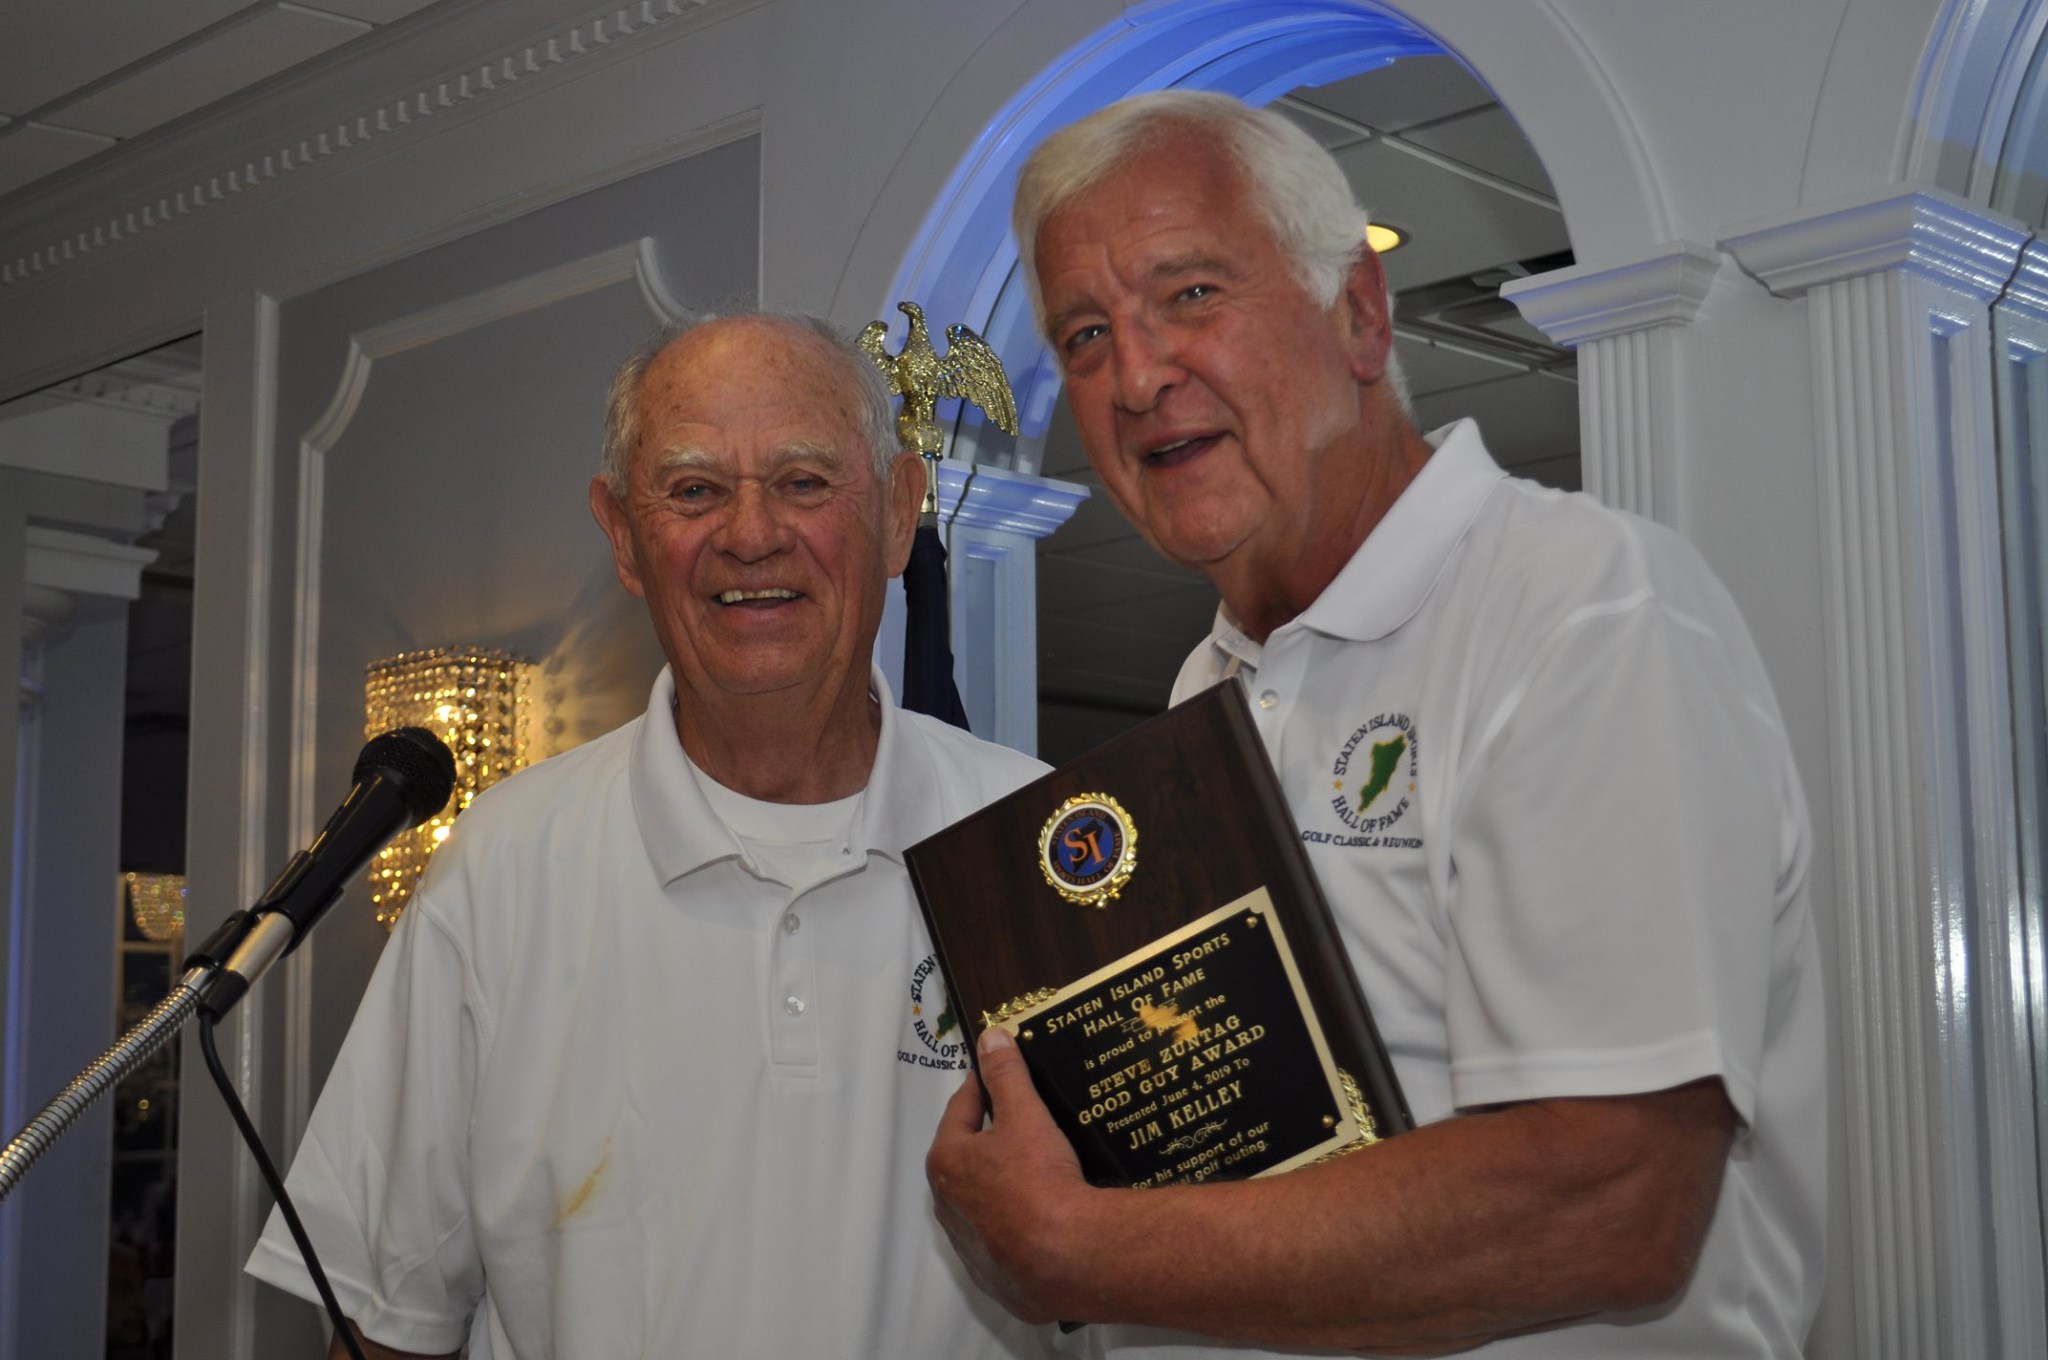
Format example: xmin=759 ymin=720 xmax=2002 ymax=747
xmin=629 ymin=663 xmax=929 ymax=885
xmin=1291 ymin=417 xmax=1503 ymax=643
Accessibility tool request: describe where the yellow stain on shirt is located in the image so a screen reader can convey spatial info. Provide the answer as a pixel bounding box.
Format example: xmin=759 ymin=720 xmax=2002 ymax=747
xmin=557 ymin=1146 xmax=611 ymax=1224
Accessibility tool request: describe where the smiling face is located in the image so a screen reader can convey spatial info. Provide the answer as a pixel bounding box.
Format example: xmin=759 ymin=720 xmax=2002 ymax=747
xmin=590 ymin=319 xmax=921 ymax=720
xmin=1034 ymin=127 xmax=1410 ymax=635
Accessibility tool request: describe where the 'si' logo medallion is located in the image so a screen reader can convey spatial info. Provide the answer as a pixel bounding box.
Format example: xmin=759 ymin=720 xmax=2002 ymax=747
xmin=1038 ymin=793 xmax=1138 ymax=908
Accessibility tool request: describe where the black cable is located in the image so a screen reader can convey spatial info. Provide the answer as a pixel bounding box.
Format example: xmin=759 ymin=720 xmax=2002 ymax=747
xmin=197 ymin=1013 xmax=369 ymax=1360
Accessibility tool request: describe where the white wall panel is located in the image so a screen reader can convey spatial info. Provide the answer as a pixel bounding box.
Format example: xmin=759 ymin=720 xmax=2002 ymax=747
xmin=174 ymin=134 xmax=762 ymax=1358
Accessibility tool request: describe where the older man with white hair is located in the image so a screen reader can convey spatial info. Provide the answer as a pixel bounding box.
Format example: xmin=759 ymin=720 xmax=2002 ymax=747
xmin=247 ymin=312 xmax=1051 ymax=1360
xmin=927 ymin=91 xmax=1824 ymax=1359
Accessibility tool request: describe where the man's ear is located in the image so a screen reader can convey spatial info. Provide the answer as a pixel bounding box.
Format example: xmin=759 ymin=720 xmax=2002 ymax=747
xmin=883 ymin=450 xmax=925 ymax=577
xmin=1338 ymin=246 xmax=1396 ymax=387
xmin=589 ymin=475 xmax=647 ymax=599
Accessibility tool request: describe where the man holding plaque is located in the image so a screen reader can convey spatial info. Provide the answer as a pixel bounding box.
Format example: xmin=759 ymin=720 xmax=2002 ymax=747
xmin=927 ymin=92 xmax=1823 ymax=1357
xmin=246 ymin=313 xmax=1050 ymax=1359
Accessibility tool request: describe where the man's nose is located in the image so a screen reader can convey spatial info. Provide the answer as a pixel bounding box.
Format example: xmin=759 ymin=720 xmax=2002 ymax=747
xmin=1111 ymin=320 xmax=1182 ymax=414
xmin=715 ymin=480 xmax=790 ymax=560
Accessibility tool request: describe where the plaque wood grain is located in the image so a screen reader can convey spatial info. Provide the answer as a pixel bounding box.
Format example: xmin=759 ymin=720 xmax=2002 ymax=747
xmin=906 ymin=679 xmax=1412 ymax=1181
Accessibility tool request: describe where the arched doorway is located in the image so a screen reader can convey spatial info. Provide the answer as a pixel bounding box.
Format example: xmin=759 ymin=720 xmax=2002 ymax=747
xmin=870 ymin=1 xmax=1578 ymax=755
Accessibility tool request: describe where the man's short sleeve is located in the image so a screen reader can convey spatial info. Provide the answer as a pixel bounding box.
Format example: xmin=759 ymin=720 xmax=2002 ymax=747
xmin=244 ymin=896 xmax=485 ymax=1354
xmin=1441 ymin=595 xmax=1790 ymax=1125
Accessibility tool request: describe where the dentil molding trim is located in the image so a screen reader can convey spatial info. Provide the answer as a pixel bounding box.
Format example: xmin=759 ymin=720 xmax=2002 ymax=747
xmin=0 ymin=0 xmax=735 ymax=291
xmin=1720 ymin=185 xmax=2029 ymax=300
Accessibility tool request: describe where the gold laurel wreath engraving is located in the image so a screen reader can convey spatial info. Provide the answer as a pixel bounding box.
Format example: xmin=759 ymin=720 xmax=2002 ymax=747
xmin=982 ymin=988 xmax=1061 ymax=1030
xmin=1312 ymin=1068 xmax=1382 ymax=1163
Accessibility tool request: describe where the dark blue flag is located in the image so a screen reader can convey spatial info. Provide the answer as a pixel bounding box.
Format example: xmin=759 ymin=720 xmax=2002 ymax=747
xmin=902 ymin=521 xmax=971 ymax=730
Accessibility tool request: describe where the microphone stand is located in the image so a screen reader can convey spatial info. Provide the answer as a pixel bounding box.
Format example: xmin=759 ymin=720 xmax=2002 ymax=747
xmin=0 ymin=727 xmax=450 ymax=1360
xmin=0 ymin=907 xmax=292 ymax=1201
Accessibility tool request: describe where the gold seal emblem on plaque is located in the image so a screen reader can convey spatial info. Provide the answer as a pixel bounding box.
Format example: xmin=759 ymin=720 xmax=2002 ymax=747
xmin=1039 ymin=793 xmax=1137 ymax=907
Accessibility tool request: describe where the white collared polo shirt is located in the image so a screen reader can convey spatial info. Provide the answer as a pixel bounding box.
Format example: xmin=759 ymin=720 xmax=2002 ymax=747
xmin=1122 ymin=419 xmax=1826 ymax=1358
xmin=248 ymin=667 xmax=1049 ymax=1360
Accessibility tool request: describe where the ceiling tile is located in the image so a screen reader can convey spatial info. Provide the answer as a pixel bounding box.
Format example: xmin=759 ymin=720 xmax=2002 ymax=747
xmin=1039 ymin=616 xmax=1194 ymax=697
xmin=1286 ymin=56 xmax=1495 ymax=135
xmin=312 ymin=0 xmax=441 ymax=21
xmin=1392 ymin=335 xmax=1530 ymax=398
xmin=60 ymin=7 xmax=370 ymax=139
xmin=1035 ymin=398 xmax=1092 ymax=478
xmin=1049 ymin=532 xmax=1200 ymax=580
xmin=1511 ymin=451 xmax=1582 ymax=493
xmin=1039 ymin=556 xmax=1214 ymax=625
xmin=1399 ymin=106 xmax=1557 ymax=198
xmin=0 ymin=120 xmax=116 ymax=198
xmin=0 ymin=0 xmax=249 ymax=115
xmin=1038 ymin=487 xmax=1141 ymax=553
xmin=1275 ymin=99 xmax=1367 ymax=152
xmin=1413 ymin=372 xmax=1579 ymax=473
xmin=1332 ymin=138 xmax=1570 ymax=290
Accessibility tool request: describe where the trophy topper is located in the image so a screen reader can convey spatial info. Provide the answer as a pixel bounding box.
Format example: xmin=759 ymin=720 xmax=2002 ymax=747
xmin=858 ymin=301 xmax=1018 ymax=513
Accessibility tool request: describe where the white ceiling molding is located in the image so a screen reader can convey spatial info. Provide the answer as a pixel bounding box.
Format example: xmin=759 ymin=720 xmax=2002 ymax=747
xmin=36 ymin=367 xmax=202 ymax=420
xmin=0 ymin=401 xmax=172 ymax=492
xmin=19 ymin=583 xmax=74 ymax=647
xmin=1500 ymin=239 xmax=1719 ymax=347
xmin=2000 ymin=236 xmax=2048 ymax=327
xmin=0 ymin=0 xmax=729 ymax=291
xmin=1721 ymin=185 xmax=2030 ymax=301
xmin=930 ymin=459 xmax=1087 ymax=539
xmin=24 ymin=525 xmax=156 ymax=600
xmin=1502 ymin=241 xmax=1718 ymax=525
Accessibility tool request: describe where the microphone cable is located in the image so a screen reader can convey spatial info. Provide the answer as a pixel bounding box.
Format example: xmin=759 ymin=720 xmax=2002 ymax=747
xmin=197 ymin=1011 xmax=370 ymax=1360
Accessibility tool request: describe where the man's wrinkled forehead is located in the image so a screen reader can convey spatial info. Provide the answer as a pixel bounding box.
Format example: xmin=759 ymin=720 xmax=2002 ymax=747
xmin=645 ymin=317 xmax=832 ymax=402
xmin=633 ymin=321 xmax=854 ymax=449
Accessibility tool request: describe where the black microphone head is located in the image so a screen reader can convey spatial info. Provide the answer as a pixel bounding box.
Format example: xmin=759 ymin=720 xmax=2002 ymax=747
xmin=357 ymin=727 xmax=458 ymax=829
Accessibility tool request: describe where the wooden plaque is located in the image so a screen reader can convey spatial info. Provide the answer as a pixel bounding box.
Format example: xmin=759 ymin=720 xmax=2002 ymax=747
xmin=905 ymin=679 xmax=1412 ymax=1188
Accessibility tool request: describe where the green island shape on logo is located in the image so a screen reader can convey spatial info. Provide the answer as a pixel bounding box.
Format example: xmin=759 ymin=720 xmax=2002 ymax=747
xmin=1354 ymin=735 xmax=1408 ymax=811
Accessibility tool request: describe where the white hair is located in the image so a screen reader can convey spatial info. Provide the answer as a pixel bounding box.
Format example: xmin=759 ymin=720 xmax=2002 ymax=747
xmin=600 ymin=311 xmax=899 ymax=497
xmin=1013 ymin=89 xmax=1410 ymax=415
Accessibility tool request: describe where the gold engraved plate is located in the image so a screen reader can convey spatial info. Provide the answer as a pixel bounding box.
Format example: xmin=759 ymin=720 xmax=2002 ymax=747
xmin=983 ymin=887 xmax=1366 ymax=1186
xmin=1039 ymin=793 xmax=1138 ymax=907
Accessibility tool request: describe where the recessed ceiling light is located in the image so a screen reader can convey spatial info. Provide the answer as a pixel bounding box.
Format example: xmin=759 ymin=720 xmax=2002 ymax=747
xmin=1366 ymin=222 xmax=1408 ymax=254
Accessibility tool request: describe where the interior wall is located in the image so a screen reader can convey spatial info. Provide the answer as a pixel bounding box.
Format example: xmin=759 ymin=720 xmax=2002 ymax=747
xmin=0 ymin=2 xmax=2028 ymax=1358
xmin=5 ymin=602 xmax=126 ymax=1360
xmin=273 ymin=136 xmax=758 ymax=1114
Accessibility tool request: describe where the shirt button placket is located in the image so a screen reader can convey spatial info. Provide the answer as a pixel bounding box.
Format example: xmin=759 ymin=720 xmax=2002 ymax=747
xmin=771 ymin=891 xmax=819 ymax=1070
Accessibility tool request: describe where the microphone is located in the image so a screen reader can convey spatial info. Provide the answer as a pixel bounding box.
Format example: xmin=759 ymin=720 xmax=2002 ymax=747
xmin=189 ymin=728 xmax=456 ymax=1018
xmin=254 ymin=727 xmax=457 ymax=948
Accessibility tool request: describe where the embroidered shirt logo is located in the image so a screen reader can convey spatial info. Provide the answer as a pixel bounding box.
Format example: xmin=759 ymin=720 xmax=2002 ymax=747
xmin=1309 ymin=714 xmax=1421 ymax=849
xmin=899 ymin=952 xmax=969 ymax=1071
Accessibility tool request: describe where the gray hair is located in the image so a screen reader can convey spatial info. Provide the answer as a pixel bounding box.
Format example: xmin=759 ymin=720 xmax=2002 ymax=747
xmin=1013 ymin=90 xmax=1410 ymax=415
xmin=600 ymin=310 xmax=901 ymax=497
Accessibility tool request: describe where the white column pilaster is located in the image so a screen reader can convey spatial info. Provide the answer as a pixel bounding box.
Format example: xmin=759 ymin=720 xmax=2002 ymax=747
xmin=1722 ymin=186 xmax=2041 ymax=1360
xmin=876 ymin=459 xmax=1087 ymax=756
xmin=1501 ymin=241 xmax=1719 ymax=522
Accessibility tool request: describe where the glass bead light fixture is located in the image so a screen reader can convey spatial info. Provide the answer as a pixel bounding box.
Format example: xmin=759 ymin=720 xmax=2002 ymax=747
xmin=125 ymin=872 xmax=187 ymax=943
xmin=364 ymin=646 xmax=533 ymax=929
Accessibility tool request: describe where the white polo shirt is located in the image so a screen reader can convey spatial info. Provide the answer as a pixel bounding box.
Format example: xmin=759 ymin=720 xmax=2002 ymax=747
xmin=247 ymin=668 xmax=1050 ymax=1360
xmin=1083 ymin=420 xmax=1824 ymax=1358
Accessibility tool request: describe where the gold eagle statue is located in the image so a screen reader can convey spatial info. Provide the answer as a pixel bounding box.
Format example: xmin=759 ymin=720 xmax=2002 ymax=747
xmin=856 ymin=301 xmax=1019 ymax=458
